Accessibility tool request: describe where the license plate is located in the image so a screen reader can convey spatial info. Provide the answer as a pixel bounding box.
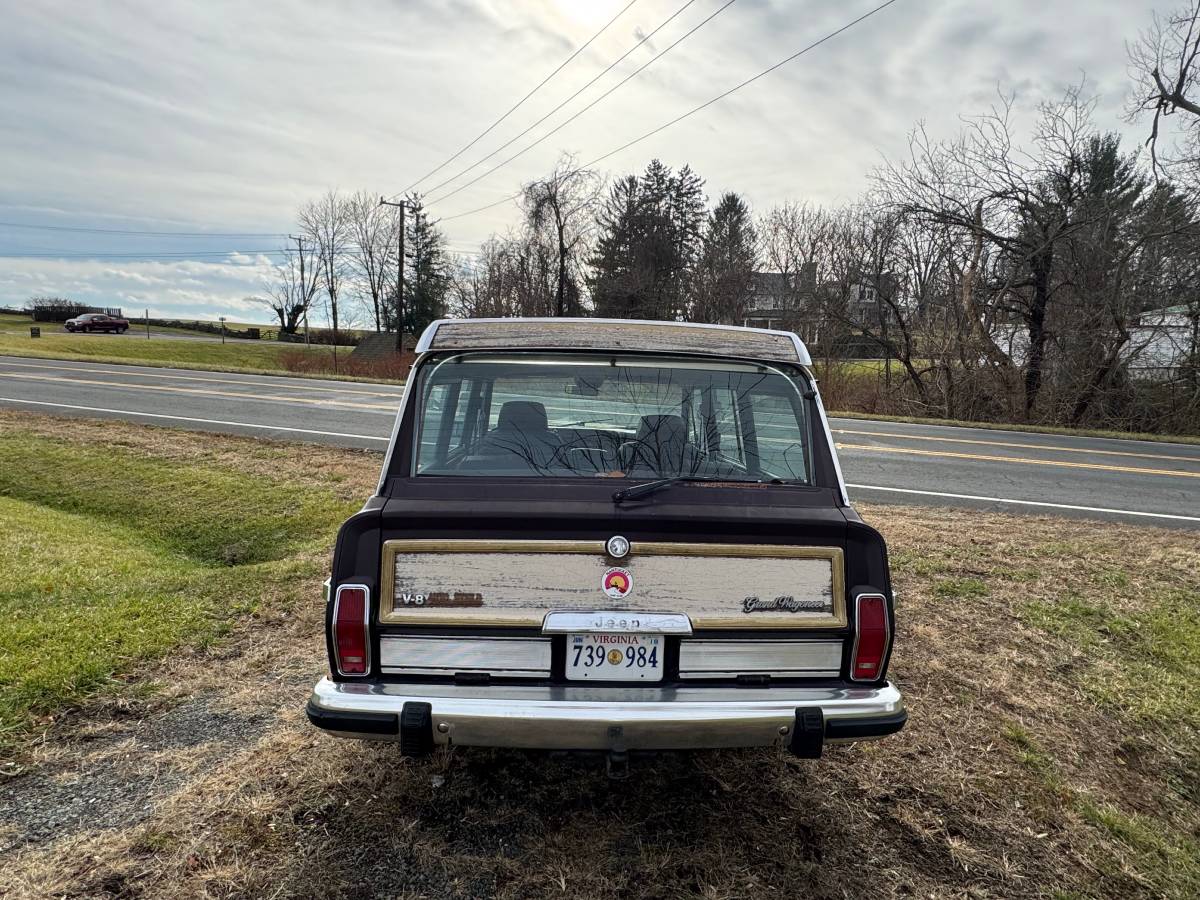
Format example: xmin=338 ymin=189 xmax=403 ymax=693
xmin=567 ymin=633 xmax=663 ymax=681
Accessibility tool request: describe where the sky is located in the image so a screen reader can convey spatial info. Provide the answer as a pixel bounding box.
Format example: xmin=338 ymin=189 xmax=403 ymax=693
xmin=0 ymin=0 xmax=1174 ymax=323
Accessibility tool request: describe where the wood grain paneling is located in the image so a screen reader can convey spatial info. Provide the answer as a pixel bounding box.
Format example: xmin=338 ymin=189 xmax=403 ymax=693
xmin=381 ymin=540 xmax=844 ymax=628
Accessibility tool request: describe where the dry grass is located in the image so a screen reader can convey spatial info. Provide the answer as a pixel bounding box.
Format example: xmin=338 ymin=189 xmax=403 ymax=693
xmin=1 ymin=415 xmax=1198 ymax=898
xmin=279 ymin=347 xmax=415 ymax=380
xmin=0 ymin=409 xmax=380 ymax=500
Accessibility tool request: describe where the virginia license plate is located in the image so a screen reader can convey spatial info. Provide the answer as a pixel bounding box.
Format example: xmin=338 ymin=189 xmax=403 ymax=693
xmin=567 ymin=633 xmax=663 ymax=681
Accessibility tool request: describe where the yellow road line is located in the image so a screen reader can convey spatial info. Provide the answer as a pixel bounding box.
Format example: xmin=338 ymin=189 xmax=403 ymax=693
xmin=835 ymin=442 xmax=1200 ymax=479
xmin=0 ymin=371 xmax=398 ymax=411
xmin=834 ymin=428 xmax=1199 ymax=464
xmin=0 ymin=357 xmax=401 ymax=397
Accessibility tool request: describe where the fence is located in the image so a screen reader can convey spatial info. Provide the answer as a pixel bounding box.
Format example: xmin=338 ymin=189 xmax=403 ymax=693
xmin=28 ymin=303 xmax=123 ymax=322
xmin=144 ymin=318 xmax=275 ymax=341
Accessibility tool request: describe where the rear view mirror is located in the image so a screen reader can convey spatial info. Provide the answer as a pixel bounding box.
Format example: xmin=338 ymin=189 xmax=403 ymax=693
xmin=566 ymin=376 xmax=601 ymax=397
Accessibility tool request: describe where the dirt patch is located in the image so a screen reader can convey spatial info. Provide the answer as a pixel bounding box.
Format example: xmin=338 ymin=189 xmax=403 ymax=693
xmin=0 ymin=697 xmax=270 ymax=853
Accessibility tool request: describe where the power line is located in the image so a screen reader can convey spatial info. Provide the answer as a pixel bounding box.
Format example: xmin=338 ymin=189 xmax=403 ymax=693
xmin=4 ymin=244 xmax=481 ymax=260
xmin=440 ymin=192 xmax=524 ymax=222
xmin=0 ymin=220 xmax=288 ymax=238
xmin=438 ymin=0 xmax=903 ymax=222
xmin=425 ymin=0 xmax=738 ymax=207
xmin=394 ymin=0 xmax=641 ymax=197
xmin=0 ymin=249 xmax=289 ymax=260
xmin=413 ymin=0 xmax=701 ymax=202
xmin=580 ymin=0 xmax=904 ymax=172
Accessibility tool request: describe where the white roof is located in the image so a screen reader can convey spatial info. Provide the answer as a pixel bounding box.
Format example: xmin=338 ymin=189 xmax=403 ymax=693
xmin=415 ymin=318 xmax=812 ymax=366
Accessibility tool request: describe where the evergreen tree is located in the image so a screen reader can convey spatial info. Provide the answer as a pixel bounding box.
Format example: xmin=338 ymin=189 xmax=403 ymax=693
xmin=590 ymin=175 xmax=648 ymax=318
xmin=588 ymin=160 xmax=707 ymax=320
xmin=691 ymin=192 xmax=758 ymax=324
xmin=666 ymin=164 xmax=707 ymax=318
xmin=403 ymin=193 xmax=450 ymax=334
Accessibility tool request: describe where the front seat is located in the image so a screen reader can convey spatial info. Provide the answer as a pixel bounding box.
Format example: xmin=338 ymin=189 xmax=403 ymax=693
xmin=628 ymin=414 xmax=698 ymax=475
xmin=478 ymin=401 xmax=559 ymax=470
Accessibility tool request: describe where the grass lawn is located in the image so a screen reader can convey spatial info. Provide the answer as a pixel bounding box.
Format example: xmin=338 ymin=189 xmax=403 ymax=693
xmin=0 ymin=311 xmax=390 ymax=380
xmin=0 ymin=311 xmax=275 ymax=339
xmin=0 ymin=414 xmax=365 ymax=743
xmin=0 ymin=327 xmax=341 ymax=375
xmin=0 ymin=411 xmax=1198 ymax=898
xmin=0 ymin=312 xmax=35 ymax=330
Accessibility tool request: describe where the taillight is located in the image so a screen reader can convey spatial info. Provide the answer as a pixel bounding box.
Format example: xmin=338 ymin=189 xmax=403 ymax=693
xmin=333 ymin=585 xmax=370 ymax=676
xmin=851 ymin=592 xmax=889 ymax=682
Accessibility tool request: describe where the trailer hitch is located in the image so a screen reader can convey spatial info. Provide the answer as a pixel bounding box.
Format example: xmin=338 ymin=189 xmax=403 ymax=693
xmin=606 ymin=750 xmax=630 ymax=780
xmin=789 ymin=708 xmax=825 ymax=759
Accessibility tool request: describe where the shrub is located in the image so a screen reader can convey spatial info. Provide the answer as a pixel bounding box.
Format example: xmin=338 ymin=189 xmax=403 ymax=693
xmin=279 ymin=348 xmax=412 ymax=381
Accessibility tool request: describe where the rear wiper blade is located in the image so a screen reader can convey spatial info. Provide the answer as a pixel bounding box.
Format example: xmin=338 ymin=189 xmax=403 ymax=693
xmin=612 ymin=476 xmax=748 ymax=505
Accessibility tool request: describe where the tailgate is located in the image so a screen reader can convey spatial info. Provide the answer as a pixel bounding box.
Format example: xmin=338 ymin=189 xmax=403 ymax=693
xmin=379 ymin=539 xmax=845 ymax=629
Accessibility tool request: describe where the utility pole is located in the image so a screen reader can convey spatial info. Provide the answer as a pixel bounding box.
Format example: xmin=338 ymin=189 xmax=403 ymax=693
xmin=379 ymin=197 xmax=405 ymax=353
xmin=289 ymin=234 xmax=311 ymax=345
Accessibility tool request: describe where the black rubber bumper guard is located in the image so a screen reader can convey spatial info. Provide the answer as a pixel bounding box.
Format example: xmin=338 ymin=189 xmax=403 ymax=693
xmin=305 ymin=699 xmax=435 ymax=756
xmin=789 ymin=707 xmax=909 ymax=758
xmin=305 ymin=700 xmax=398 ymax=737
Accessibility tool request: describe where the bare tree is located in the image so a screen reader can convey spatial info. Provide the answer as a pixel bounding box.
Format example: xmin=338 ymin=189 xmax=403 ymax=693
xmin=759 ymin=202 xmax=834 ymax=342
xmin=522 ymin=156 xmax=602 ymax=316
xmin=344 ymin=190 xmax=398 ymax=332
xmin=260 ymin=240 xmax=320 ymax=334
xmin=875 ymin=87 xmax=1102 ymax=418
xmin=1128 ymin=1 xmax=1200 ymax=179
xmin=450 ymin=233 xmax=557 ymax=319
xmin=299 ymin=190 xmax=351 ymax=343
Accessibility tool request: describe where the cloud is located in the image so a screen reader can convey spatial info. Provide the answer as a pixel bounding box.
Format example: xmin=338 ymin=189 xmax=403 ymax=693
xmin=0 ymin=0 xmax=1158 ymax=318
xmin=0 ymin=257 xmax=277 ymax=321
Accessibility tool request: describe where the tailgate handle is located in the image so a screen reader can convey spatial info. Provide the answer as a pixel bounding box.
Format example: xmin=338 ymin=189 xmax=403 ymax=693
xmin=541 ymin=611 xmax=693 ymax=635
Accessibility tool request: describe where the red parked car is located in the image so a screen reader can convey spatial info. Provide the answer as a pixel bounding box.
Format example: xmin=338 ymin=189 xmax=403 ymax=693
xmin=65 ymin=313 xmax=129 ymax=334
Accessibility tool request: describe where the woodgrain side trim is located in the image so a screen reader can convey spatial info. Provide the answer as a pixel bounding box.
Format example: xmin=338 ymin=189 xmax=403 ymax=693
xmin=380 ymin=540 xmax=846 ymax=629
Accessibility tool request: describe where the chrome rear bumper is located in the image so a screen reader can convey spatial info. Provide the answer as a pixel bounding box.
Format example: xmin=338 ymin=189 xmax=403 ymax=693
xmin=306 ymin=677 xmax=906 ymax=752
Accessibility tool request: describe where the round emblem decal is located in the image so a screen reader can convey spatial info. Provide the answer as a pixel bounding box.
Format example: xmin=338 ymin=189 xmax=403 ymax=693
xmin=602 ymin=566 xmax=633 ymax=599
xmin=607 ymin=649 xmax=624 ymax=665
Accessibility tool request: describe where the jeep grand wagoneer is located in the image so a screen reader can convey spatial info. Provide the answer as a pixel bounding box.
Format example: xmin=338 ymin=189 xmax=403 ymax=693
xmin=306 ymin=319 xmax=905 ymax=766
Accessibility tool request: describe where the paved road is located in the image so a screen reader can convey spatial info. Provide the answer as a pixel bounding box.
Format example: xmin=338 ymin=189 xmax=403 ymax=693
xmin=1 ymin=355 xmax=1198 ymax=528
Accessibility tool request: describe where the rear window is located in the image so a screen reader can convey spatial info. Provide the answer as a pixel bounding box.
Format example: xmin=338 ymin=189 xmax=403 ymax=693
xmin=413 ymin=352 xmax=813 ymax=483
